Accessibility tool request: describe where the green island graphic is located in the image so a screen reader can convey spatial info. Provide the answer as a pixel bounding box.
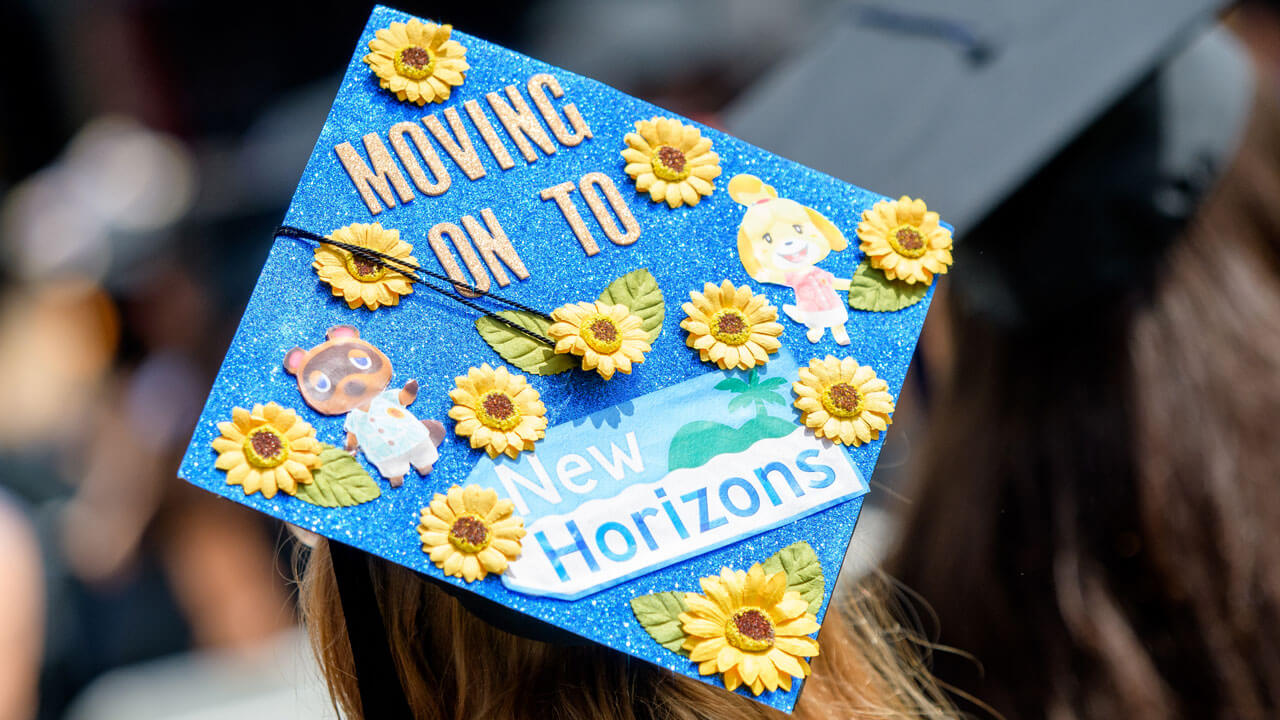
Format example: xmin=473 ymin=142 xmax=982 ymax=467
xmin=666 ymin=369 xmax=797 ymax=471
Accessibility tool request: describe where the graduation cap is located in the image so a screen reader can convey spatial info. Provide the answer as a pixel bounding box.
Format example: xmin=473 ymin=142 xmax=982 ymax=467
xmin=178 ymin=5 xmax=955 ymax=714
xmin=726 ymin=0 xmax=1251 ymax=324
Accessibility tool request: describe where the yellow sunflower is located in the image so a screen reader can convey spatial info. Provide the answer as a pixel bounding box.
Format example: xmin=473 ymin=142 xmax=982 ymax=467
xmin=313 ymin=222 xmax=417 ymax=310
xmin=856 ymin=196 xmax=954 ymax=285
xmin=548 ymin=301 xmax=652 ymax=380
xmin=792 ymin=356 xmax=895 ymax=446
xmin=680 ymin=564 xmax=820 ymax=696
xmin=418 ymin=484 xmax=526 ymax=582
xmin=211 ymin=402 xmax=322 ymax=499
xmin=681 ymin=280 xmax=784 ymax=371
xmin=622 ymin=117 xmax=721 ymax=208
xmin=363 ymin=19 xmax=469 ymax=105
xmin=448 ymin=364 xmax=547 ymax=459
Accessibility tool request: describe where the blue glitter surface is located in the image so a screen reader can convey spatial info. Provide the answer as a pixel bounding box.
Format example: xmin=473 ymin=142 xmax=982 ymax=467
xmin=176 ymin=6 xmax=938 ymax=713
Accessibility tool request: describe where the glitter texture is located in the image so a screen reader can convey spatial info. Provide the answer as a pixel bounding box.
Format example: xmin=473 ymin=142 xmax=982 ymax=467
xmin=176 ymin=5 xmax=942 ymax=713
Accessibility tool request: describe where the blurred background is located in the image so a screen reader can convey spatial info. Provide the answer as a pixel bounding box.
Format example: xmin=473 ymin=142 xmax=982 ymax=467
xmin=2 ymin=1 xmax=1278 ymax=719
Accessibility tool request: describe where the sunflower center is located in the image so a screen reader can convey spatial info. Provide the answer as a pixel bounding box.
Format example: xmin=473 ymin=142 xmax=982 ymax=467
xmin=477 ymin=391 xmax=522 ymax=431
xmin=710 ymin=309 xmax=751 ymax=346
xmin=651 ymin=145 xmax=691 ymax=182
xmin=725 ymin=607 xmax=775 ymax=652
xmin=394 ymin=45 xmax=436 ymax=80
xmin=447 ymin=513 xmax=492 ymax=553
xmin=580 ymin=315 xmax=624 ymax=354
xmin=888 ymin=224 xmax=928 ymax=258
xmin=821 ymin=382 xmax=863 ymax=419
xmin=343 ymin=250 xmax=387 ymax=282
xmin=242 ymin=426 xmax=290 ymax=469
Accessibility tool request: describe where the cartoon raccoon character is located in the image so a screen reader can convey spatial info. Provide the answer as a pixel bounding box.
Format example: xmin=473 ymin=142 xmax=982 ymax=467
xmin=284 ymin=325 xmax=444 ymax=487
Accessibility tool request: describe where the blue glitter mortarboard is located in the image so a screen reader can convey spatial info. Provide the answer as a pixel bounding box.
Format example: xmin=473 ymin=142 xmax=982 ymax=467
xmin=178 ymin=5 xmax=944 ymax=712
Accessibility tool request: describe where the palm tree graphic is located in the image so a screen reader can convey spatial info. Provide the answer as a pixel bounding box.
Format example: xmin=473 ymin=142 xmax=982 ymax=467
xmin=667 ymin=368 xmax=798 ymax=471
xmin=716 ymin=368 xmax=789 ymax=418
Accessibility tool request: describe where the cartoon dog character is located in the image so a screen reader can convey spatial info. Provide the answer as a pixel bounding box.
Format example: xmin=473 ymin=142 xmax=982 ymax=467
xmin=729 ymin=174 xmax=852 ymax=345
xmin=283 ymin=325 xmax=444 ymax=488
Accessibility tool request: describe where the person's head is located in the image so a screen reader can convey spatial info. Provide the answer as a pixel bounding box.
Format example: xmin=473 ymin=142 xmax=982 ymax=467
xmin=890 ymin=41 xmax=1280 ymax=720
xmin=296 ymin=538 xmax=957 ymax=719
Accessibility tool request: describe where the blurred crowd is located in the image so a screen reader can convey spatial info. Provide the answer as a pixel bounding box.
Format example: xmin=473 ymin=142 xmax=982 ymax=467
xmin=1 ymin=1 xmax=1278 ymax=719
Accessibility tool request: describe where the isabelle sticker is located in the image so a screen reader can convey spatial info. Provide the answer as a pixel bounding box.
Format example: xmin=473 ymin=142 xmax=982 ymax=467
xmin=462 ymin=349 xmax=868 ymax=599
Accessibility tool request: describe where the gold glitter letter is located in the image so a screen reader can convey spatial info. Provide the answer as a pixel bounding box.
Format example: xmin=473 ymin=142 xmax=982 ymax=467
xmin=335 ymin=134 xmax=415 ymax=215
xmin=422 ymin=108 xmax=487 ymax=181
xmin=528 ymin=74 xmax=593 ymax=147
xmin=428 ymin=222 xmax=490 ymax=298
xmin=464 ymin=99 xmax=516 ymax=170
xmin=539 ymin=181 xmax=599 ymax=256
xmin=461 ymin=209 xmax=529 ymax=287
xmin=389 ymin=121 xmax=452 ymax=196
xmin=486 ymin=84 xmax=557 ymax=163
xmin=579 ymin=172 xmax=641 ymax=246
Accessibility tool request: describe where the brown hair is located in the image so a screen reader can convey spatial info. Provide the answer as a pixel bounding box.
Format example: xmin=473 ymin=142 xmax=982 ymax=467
xmin=297 ymin=539 xmax=958 ymax=719
xmin=888 ymin=87 xmax=1280 ymax=719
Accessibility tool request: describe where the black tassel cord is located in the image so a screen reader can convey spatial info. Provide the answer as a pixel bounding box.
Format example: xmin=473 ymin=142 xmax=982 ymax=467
xmin=275 ymin=225 xmax=555 ymax=346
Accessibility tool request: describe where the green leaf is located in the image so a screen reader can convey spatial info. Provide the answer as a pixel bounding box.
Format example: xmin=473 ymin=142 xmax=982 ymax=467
xmin=714 ymin=377 xmax=749 ymax=393
xmin=847 ymin=260 xmax=929 ymax=312
xmin=598 ymin=268 xmax=665 ymax=342
xmin=475 ymin=311 xmax=576 ymax=375
xmin=630 ymin=591 xmax=690 ymax=655
xmin=762 ymin=541 xmax=826 ymax=614
xmin=758 ymin=392 xmax=787 ymax=406
xmin=294 ymin=446 xmax=382 ymax=508
xmin=727 ymin=394 xmax=754 ymax=412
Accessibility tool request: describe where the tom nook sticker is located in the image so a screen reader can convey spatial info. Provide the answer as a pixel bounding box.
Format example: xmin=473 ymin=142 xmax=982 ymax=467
xmin=463 ymin=349 xmax=868 ymax=599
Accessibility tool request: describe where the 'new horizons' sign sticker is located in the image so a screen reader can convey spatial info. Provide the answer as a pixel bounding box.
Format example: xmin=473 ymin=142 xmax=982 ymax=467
xmin=466 ymin=350 xmax=868 ymax=599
